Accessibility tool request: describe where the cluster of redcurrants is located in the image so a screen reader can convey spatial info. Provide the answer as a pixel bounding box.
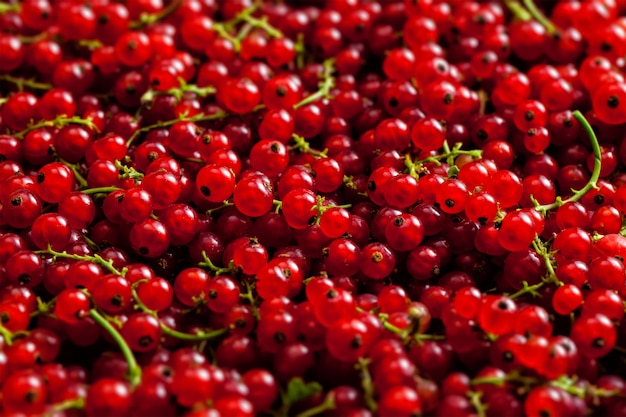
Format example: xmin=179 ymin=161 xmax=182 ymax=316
xmin=1 ymin=0 xmax=626 ymax=416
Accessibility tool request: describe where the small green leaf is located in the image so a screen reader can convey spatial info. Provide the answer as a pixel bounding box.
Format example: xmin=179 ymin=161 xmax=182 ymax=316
xmin=286 ymin=377 xmax=322 ymax=404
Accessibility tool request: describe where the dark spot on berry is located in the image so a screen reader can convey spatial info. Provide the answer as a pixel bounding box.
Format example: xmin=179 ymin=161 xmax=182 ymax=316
xmin=527 ymin=128 xmax=536 ymax=137
xmin=270 ymin=142 xmax=280 ymax=153
xmin=126 ymin=40 xmax=137 ymax=51
xmin=276 ymin=85 xmax=287 ymax=97
xmin=552 ymin=31 xmax=562 ymax=41
xmin=139 ymin=247 xmax=149 ymax=255
xmin=41 ymin=10 xmax=49 ymax=20
xmin=274 ymin=332 xmax=286 ymax=344
xmin=436 ymin=63 xmax=447 ymax=72
xmin=25 ymin=391 xmax=37 ymax=404
xmin=594 ymin=195 xmax=604 ymax=205
xmin=126 ymin=85 xmax=137 ymax=95
xmin=161 ymin=367 xmax=173 ymax=377
xmin=355 ymin=23 xmax=364 ymax=33
xmin=235 ymin=318 xmax=246 ymax=328
xmin=350 ymin=335 xmax=363 ymax=349
xmin=209 ymin=289 xmax=218 ymax=299
xmin=139 ymin=335 xmax=153 ymax=347
xmin=147 ymin=151 xmax=159 ymax=162
xmin=371 ymin=251 xmax=383 ymax=263
xmin=367 ymin=180 xmax=376 ymax=191
xmin=475 ymin=14 xmax=487 ymax=25
xmin=478 ymin=217 xmax=487 ymax=225
xmin=502 ymin=351 xmax=514 ymax=362
xmin=1 ymin=312 xmax=9 ymax=323
xmin=200 ymin=186 xmax=211 ymax=196
xmin=563 ymin=118 xmax=573 ymax=127
xmin=451 ymin=215 xmax=462 ymax=224
xmin=443 ymin=93 xmax=454 ymax=104
xmin=393 ymin=217 xmax=404 ymax=226
xmin=98 ymin=14 xmax=109 ymax=25
xmin=592 ymin=337 xmax=605 ymax=348
xmin=389 ymin=97 xmax=398 ymax=107
xmin=117 ymin=193 xmax=124 ymax=203
xmin=152 ymin=78 xmax=160 ymax=86
xmin=476 ymin=129 xmax=488 ymax=141
xmin=326 ymin=288 xmax=338 ymax=299
xmin=616 ymin=255 xmax=624 ymax=262
xmin=10 ymin=196 xmax=21 ymax=206
xmin=607 ymin=95 xmax=619 ymax=109
xmin=525 ymin=111 xmax=534 ymax=121
xmin=18 ymin=274 xmax=31 ymax=285
xmin=539 ymin=410 xmax=550 ymax=417
xmin=445 ymin=199 xmax=455 ymax=208
xmin=601 ymin=42 xmax=612 ymax=52
xmin=111 ymin=294 xmax=123 ymax=307
xmin=497 ymin=300 xmax=509 ymax=310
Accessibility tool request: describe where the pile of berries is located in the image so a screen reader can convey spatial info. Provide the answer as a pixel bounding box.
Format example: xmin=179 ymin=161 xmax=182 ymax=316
xmin=1 ymin=0 xmax=626 ymax=415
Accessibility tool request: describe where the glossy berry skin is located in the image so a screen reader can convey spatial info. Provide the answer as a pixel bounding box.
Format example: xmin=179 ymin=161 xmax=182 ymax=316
xmin=359 ymin=242 xmax=396 ymax=280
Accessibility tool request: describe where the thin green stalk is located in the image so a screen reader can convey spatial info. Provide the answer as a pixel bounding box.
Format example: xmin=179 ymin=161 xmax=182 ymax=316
xmin=523 ymin=0 xmax=556 ymax=33
xmin=0 ymin=323 xmax=13 ymax=346
xmin=503 ymin=0 xmax=532 ymax=21
xmin=356 ymin=358 xmax=377 ymax=412
xmin=126 ymin=110 xmax=229 ymax=147
xmin=293 ymin=59 xmax=336 ymax=109
xmin=0 ymin=74 xmax=53 ymax=91
xmin=508 ymin=280 xmax=545 ymax=299
xmin=36 ymin=245 xmax=125 ymax=276
xmin=129 ymin=0 xmax=182 ymax=29
xmin=536 ymin=111 xmax=601 ymax=214
xmin=131 ymin=280 xmax=229 ymax=341
xmin=89 ymin=309 xmax=142 ymax=387
xmin=468 ymin=391 xmax=487 ymax=417
xmin=81 ymin=186 xmax=122 ymax=195
xmin=45 ymin=398 xmax=85 ymax=417
xmin=14 ymin=115 xmax=98 ymax=140
xmin=295 ymin=394 xmax=335 ymax=417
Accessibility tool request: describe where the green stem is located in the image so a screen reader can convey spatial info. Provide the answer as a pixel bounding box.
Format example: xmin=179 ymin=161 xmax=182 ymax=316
xmin=129 ymin=0 xmax=182 ymax=29
xmin=115 ymin=159 xmax=144 ymax=182
xmin=503 ymin=0 xmax=532 ymax=21
xmin=295 ymin=394 xmax=335 ymax=417
xmin=0 ymin=323 xmax=13 ymax=346
xmin=57 ymin=158 xmax=88 ymax=188
xmin=536 ymin=111 xmax=601 ymax=214
xmin=293 ymin=59 xmax=336 ymax=109
xmin=239 ymin=14 xmax=282 ymax=38
xmin=45 ymin=398 xmax=85 ymax=417
xmin=126 ymin=110 xmax=229 ymax=147
xmin=36 ymin=245 xmax=124 ymax=276
xmin=205 ymin=201 xmax=235 ymax=216
xmin=81 ymin=186 xmax=122 ymax=195
xmin=531 ymin=237 xmax=561 ymax=286
xmin=14 ymin=115 xmax=99 ymax=140
xmin=468 ymin=391 xmax=487 ymax=417
xmin=508 ymin=280 xmax=545 ymax=299
xmin=0 ymin=74 xmax=53 ymax=91
xmin=131 ymin=280 xmax=229 ymax=341
xmin=198 ymin=251 xmax=234 ymax=275
xmin=523 ymin=0 xmax=556 ymax=33
xmin=0 ymin=2 xmax=20 ymax=13
xmin=223 ymin=4 xmax=260 ymax=31
xmin=356 ymin=358 xmax=377 ymax=412
xmin=89 ymin=309 xmax=141 ymax=388
xmin=289 ymin=134 xmax=328 ymax=158
xmin=240 ymin=280 xmax=261 ymax=321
